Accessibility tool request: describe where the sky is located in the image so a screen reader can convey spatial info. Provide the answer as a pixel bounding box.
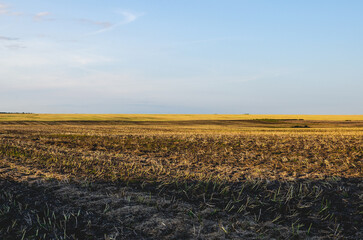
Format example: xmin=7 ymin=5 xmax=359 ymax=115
xmin=1 ymin=0 xmax=362 ymax=114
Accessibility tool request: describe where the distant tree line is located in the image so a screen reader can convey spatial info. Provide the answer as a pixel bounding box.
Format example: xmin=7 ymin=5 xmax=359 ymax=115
xmin=0 ymin=112 xmax=33 ymax=114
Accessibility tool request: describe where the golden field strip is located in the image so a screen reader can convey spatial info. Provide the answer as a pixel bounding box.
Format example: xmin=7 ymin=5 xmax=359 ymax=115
xmin=1 ymin=113 xmax=363 ymax=121
xmin=0 ymin=115 xmax=362 ymax=239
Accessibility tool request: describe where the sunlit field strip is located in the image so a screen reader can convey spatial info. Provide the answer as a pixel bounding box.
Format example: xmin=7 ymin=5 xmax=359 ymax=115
xmin=1 ymin=113 xmax=363 ymax=121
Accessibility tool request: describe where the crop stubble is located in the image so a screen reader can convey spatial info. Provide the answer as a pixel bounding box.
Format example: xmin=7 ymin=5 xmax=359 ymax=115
xmin=0 ymin=119 xmax=362 ymax=239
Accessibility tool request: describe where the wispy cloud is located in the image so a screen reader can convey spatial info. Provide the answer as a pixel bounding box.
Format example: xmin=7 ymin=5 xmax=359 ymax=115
xmin=4 ymin=44 xmax=26 ymax=50
xmin=0 ymin=3 xmax=23 ymax=16
xmin=0 ymin=35 xmax=19 ymax=41
xmin=0 ymin=35 xmax=24 ymax=49
xmin=77 ymin=18 xmax=112 ymax=28
xmin=87 ymin=11 xmax=143 ymax=36
xmin=120 ymin=11 xmax=139 ymax=23
xmin=167 ymin=37 xmax=241 ymax=48
xmin=33 ymin=11 xmax=52 ymax=21
xmin=69 ymin=54 xmax=113 ymax=67
xmin=0 ymin=3 xmax=7 ymax=14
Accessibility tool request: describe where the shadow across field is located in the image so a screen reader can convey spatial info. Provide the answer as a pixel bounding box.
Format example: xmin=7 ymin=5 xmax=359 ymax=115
xmin=1 ymin=173 xmax=362 ymax=239
xmin=0 ymin=179 xmax=120 ymax=239
xmin=135 ymin=177 xmax=363 ymax=239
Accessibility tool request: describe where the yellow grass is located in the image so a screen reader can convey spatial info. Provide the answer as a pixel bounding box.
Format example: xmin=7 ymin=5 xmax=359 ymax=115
xmin=1 ymin=113 xmax=363 ymax=121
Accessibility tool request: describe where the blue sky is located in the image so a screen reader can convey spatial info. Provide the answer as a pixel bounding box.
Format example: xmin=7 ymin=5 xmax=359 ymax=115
xmin=1 ymin=0 xmax=362 ymax=114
